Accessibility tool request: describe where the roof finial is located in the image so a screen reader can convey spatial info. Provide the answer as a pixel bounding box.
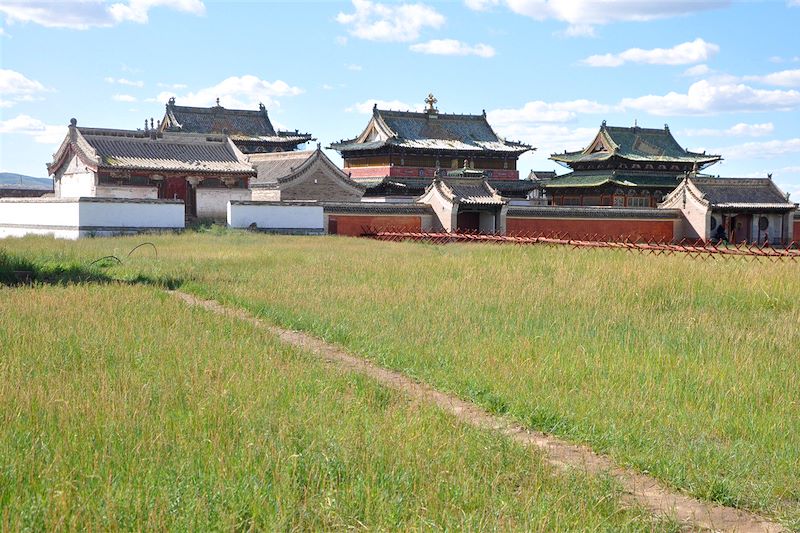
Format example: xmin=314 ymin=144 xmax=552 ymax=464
xmin=144 ymin=119 xmax=148 ymax=131
xmin=373 ymin=102 xmax=378 ymax=112
xmin=259 ymin=102 xmax=265 ymax=111
xmin=317 ymin=142 xmax=321 ymax=150
xmin=150 ymin=118 xmax=154 ymax=129
xmin=664 ymin=123 xmax=669 ymax=131
xmin=215 ymin=97 xmax=220 ymax=106
xmin=69 ymin=118 xmax=77 ymax=127
xmin=168 ymin=96 xmax=175 ymax=105
xmin=601 ymin=120 xmax=606 ymax=128
xmin=425 ymin=93 xmax=438 ymax=114
xmin=634 ymin=118 xmax=638 ymax=128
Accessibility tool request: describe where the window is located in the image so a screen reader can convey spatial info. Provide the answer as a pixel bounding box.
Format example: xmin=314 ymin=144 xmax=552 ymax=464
xmin=627 ymin=196 xmax=650 ymax=207
xmin=613 ymin=196 xmax=625 ymax=207
xmin=758 ymin=216 xmax=769 ymax=231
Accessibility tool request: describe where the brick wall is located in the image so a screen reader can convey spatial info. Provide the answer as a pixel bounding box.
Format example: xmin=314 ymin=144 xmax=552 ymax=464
xmin=281 ymin=168 xmax=362 ymax=202
xmin=327 ymin=214 xmax=422 ymax=236
xmin=507 ymin=216 xmax=676 ymax=241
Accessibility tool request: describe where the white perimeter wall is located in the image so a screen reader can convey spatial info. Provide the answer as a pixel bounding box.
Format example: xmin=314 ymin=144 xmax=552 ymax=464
xmin=197 ymin=189 xmax=251 ymax=221
xmin=95 ymin=185 xmax=158 ymax=199
xmin=228 ymin=202 xmax=323 ymax=230
xmin=0 ymin=199 xmax=184 ymax=240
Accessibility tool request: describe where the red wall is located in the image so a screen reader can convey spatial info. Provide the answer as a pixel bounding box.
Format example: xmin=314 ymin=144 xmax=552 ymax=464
xmin=328 ymin=215 xmax=422 ymax=236
xmin=507 ymin=217 xmax=676 ymax=242
xmin=794 ymin=219 xmax=800 ymax=242
xmin=345 ymin=166 xmax=519 ymax=180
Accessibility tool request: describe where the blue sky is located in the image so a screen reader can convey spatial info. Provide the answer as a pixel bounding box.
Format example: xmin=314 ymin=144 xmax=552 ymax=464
xmin=1 ymin=0 xmax=800 ymax=196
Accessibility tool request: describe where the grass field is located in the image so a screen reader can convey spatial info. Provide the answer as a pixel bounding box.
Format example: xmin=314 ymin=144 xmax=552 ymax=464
xmin=3 ymin=231 xmax=799 ymax=529
xmin=0 ymin=283 xmax=666 ymax=530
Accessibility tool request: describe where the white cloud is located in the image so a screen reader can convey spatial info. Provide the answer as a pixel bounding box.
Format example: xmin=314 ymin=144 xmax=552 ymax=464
xmin=410 ymin=39 xmax=495 ymax=58
xmin=683 ymin=64 xmax=711 ymax=77
xmin=108 ymin=0 xmax=205 ymax=24
xmin=104 ymin=77 xmax=144 ymax=87
xmin=464 ymin=0 xmax=500 ymax=10
xmin=469 ymin=0 xmax=727 ymax=36
xmin=682 ymin=122 xmax=774 ymax=137
xmin=711 ymin=138 xmax=800 ymax=160
xmin=152 ymin=75 xmax=304 ymax=109
xmin=157 ymin=82 xmax=188 ymax=90
xmin=0 ymin=0 xmax=204 ymax=30
xmin=346 ymin=63 xmax=363 ymax=71
xmin=620 ymin=80 xmax=800 ymax=115
xmin=0 ymin=69 xmax=49 ymax=107
xmin=744 ymin=69 xmax=800 ymax=88
xmin=0 ymin=114 xmax=65 ymax=144
xmin=336 ymin=0 xmax=445 ymax=42
xmin=488 ymin=99 xmax=612 ymax=126
xmin=582 ymin=38 xmax=718 ymax=67
xmin=112 ymin=94 xmax=137 ymax=102
xmin=0 ymin=69 xmax=47 ymax=95
xmin=346 ymin=99 xmax=424 ymax=114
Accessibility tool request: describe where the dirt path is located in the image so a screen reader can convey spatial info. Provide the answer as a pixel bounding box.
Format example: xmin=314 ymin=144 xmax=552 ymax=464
xmin=171 ymin=290 xmax=785 ymax=533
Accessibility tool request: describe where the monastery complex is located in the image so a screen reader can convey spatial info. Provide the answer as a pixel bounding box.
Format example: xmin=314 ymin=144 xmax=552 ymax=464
xmin=1 ymin=94 xmax=798 ymax=244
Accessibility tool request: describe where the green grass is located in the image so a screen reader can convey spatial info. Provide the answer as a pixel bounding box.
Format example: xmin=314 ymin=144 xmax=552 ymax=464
xmin=0 ymin=282 xmax=665 ymax=530
xmin=3 ymin=231 xmax=800 ymax=528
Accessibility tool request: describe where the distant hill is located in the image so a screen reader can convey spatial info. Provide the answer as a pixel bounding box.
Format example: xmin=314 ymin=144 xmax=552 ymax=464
xmin=0 ymin=173 xmax=53 ymax=190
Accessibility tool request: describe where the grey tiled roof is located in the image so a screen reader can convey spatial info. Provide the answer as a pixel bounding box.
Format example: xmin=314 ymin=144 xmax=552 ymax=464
xmin=162 ymin=100 xmax=312 ymax=145
xmin=436 ymin=178 xmax=505 ymax=205
xmin=364 ymin=176 xmax=539 ymax=199
xmin=330 ymin=108 xmax=531 ymax=155
xmin=691 ymin=177 xmax=795 ymax=209
xmin=323 ymin=202 xmax=433 ymax=215
xmin=249 ymin=151 xmax=315 ymax=183
xmin=58 ymin=127 xmax=255 ymax=174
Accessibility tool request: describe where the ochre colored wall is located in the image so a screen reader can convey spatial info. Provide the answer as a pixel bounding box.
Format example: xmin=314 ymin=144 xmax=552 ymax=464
xmin=328 ymin=215 xmax=422 ymax=236
xmin=507 ymin=217 xmax=676 ymax=241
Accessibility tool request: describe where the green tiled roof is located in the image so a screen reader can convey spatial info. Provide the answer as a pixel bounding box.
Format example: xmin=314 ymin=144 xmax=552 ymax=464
xmin=545 ymin=170 xmax=682 ymax=189
xmin=550 ymin=123 xmax=721 ymax=167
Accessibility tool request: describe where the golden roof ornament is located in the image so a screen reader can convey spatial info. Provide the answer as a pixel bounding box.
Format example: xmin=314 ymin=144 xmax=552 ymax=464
xmin=425 ymin=93 xmax=438 ymax=114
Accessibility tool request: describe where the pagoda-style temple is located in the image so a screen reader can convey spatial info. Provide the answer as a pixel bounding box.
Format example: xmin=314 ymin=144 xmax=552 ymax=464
xmin=160 ymin=97 xmax=313 ymax=154
xmin=330 ymin=94 xmax=532 ymax=182
xmin=547 ymin=122 xmax=721 ymax=207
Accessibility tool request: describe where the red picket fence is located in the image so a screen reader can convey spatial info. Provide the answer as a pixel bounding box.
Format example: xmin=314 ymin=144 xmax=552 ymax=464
xmin=361 ymin=227 xmax=800 ymax=261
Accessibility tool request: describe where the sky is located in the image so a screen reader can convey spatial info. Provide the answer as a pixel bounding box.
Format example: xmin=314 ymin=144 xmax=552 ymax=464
xmin=1 ymin=0 xmax=800 ymax=197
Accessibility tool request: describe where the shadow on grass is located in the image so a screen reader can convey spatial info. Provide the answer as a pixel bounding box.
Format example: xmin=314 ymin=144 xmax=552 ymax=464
xmin=0 ymin=250 xmax=183 ymax=289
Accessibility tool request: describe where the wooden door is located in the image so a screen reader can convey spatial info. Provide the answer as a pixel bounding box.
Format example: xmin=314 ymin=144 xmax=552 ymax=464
xmin=160 ymin=177 xmax=186 ymax=201
xmin=456 ymin=211 xmax=480 ymax=233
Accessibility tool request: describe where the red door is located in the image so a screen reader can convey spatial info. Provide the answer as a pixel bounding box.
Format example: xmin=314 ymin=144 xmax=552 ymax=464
xmin=161 ymin=177 xmax=186 ymax=201
xmin=456 ymin=211 xmax=481 ymax=233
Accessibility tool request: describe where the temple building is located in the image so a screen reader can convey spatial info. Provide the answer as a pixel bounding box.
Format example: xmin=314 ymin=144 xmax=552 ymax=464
xmin=47 ymin=119 xmax=254 ymax=220
xmin=329 ymin=94 xmax=532 ymax=182
xmin=660 ymin=175 xmax=796 ymax=244
xmin=547 ymin=122 xmax=721 ymax=207
xmin=159 ymin=97 xmax=313 ymax=154
xmin=249 ymin=144 xmax=364 ymax=203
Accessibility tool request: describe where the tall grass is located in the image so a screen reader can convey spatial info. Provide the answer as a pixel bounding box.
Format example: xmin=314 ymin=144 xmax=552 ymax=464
xmin=0 ymin=283 xmax=663 ymax=530
xmin=4 ymin=232 xmax=799 ymax=527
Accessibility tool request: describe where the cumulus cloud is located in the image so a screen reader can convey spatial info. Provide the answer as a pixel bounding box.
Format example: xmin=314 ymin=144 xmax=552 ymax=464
xmin=157 ymin=82 xmax=188 ymax=90
xmin=0 ymin=69 xmax=50 ymax=107
xmin=336 ymin=0 xmax=445 ymax=42
xmin=582 ymin=38 xmax=718 ymax=67
xmin=346 ymin=64 xmax=363 ymax=71
xmin=488 ymin=99 xmax=612 ymax=126
xmin=744 ymin=69 xmax=800 ymax=88
xmin=711 ymin=138 xmax=800 ymax=160
xmin=410 ymin=39 xmax=495 ymax=58
xmin=0 ymin=0 xmax=204 ymax=30
xmin=682 ymin=123 xmax=774 ymax=137
xmin=152 ymin=75 xmax=303 ymax=109
xmin=346 ymin=99 xmax=424 ymax=113
xmin=683 ymin=64 xmax=712 ymax=77
xmin=104 ymin=77 xmax=144 ymax=87
xmin=464 ymin=0 xmax=500 ymax=10
xmin=0 ymin=114 xmax=65 ymax=144
xmin=620 ymin=80 xmax=800 ymax=115
xmin=465 ymin=0 xmax=727 ymax=36
xmin=112 ymin=94 xmax=138 ymax=102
